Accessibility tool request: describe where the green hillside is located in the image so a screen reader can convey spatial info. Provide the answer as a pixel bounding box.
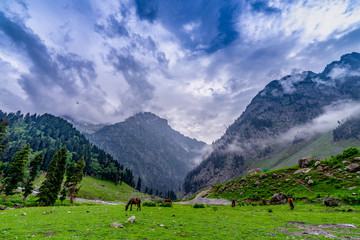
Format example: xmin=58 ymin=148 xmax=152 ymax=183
xmin=207 ymin=148 xmax=360 ymax=202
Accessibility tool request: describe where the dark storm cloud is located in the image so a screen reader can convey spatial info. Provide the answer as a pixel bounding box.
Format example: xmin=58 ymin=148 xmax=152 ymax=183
xmin=251 ymin=1 xmax=281 ymax=14
xmin=135 ymin=0 xmax=158 ymax=23
xmin=107 ymin=48 xmax=155 ymax=104
xmin=94 ymin=14 xmax=129 ymax=38
xmin=0 ymin=11 xmax=104 ymax=113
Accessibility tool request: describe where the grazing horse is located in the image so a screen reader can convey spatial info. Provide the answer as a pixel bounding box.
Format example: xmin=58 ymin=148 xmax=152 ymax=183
xmin=125 ymin=198 xmax=141 ymax=211
xmin=262 ymin=198 xmax=267 ymax=205
xmin=231 ymin=199 xmax=236 ymax=207
xmin=288 ymin=198 xmax=295 ymax=210
xmin=164 ymin=199 xmax=173 ymax=205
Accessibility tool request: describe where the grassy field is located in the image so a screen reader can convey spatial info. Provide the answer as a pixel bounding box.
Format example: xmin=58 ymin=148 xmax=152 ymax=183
xmin=0 ymin=201 xmax=359 ymax=239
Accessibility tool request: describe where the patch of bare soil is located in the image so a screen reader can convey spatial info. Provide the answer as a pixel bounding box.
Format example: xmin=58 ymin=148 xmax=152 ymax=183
xmin=178 ymin=189 xmax=232 ymax=205
xmin=278 ymin=221 xmax=359 ymax=239
xmin=74 ymin=198 xmax=125 ymax=205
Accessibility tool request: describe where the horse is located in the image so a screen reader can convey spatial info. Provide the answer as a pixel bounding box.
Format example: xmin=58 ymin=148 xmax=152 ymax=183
xmin=262 ymin=198 xmax=267 ymax=205
xmin=288 ymin=198 xmax=294 ymax=210
xmin=125 ymin=198 xmax=141 ymax=211
xmin=231 ymin=199 xmax=236 ymax=207
xmin=164 ymin=199 xmax=173 ymax=205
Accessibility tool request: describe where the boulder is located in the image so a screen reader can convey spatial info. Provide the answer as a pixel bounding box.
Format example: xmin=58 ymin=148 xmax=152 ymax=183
xmin=298 ymin=157 xmax=314 ymax=168
xmin=254 ymin=181 xmax=260 ymax=187
xmin=294 ymin=168 xmax=312 ymax=174
xmin=347 ymin=186 xmax=357 ymax=191
xmin=247 ymin=168 xmax=262 ymax=175
xmin=269 ymin=192 xmax=287 ymax=205
xmin=127 ymin=216 xmax=135 ymax=223
xmin=317 ymin=166 xmax=323 ymax=171
xmin=259 ymin=174 xmax=267 ymax=179
xmin=323 ymin=196 xmax=340 ymax=207
xmin=307 ymin=179 xmax=314 ymax=185
xmin=353 ymin=157 xmax=360 ymax=161
xmin=345 ymin=163 xmax=360 ymax=173
xmin=314 ymin=161 xmax=321 ymax=167
xmin=110 ymin=222 xmax=124 ymax=228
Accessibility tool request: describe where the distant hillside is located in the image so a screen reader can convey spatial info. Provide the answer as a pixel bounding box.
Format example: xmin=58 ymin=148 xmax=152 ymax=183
xmin=206 ymin=147 xmax=360 ymax=202
xmin=80 ymin=112 xmax=207 ymax=193
xmin=183 ymin=52 xmax=360 ymax=197
xmin=0 ymin=110 xmax=135 ymax=186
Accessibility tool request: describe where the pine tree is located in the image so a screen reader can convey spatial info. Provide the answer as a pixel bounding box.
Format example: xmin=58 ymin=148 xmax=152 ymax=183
xmin=0 ymin=119 xmax=9 ymax=157
xmin=23 ymin=153 xmax=43 ymax=201
xmin=37 ymin=147 xmax=67 ymax=206
xmin=60 ymin=157 xmax=85 ymax=204
xmin=2 ymin=144 xmax=30 ymax=201
xmin=149 ymin=188 xmax=153 ymax=195
xmin=136 ymin=176 xmax=142 ymax=192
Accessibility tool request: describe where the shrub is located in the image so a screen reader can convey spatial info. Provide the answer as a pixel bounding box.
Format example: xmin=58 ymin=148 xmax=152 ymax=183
xmin=342 ymin=148 xmax=359 ymax=158
xmin=193 ymin=203 xmax=205 ymax=208
xmin=142 ymin=202 xmax=156 ymax=207
xmin=341 ymin=194 xmax=360 ymax=205
xmin=267 ymin=208 xmax=273 ymax=213
xmin=159 ymin=202 xmax=172 ymax=207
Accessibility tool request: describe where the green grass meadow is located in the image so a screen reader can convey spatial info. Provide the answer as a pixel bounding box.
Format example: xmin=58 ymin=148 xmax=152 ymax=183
xmin=1 ymin=202 xmax=359 ymax=239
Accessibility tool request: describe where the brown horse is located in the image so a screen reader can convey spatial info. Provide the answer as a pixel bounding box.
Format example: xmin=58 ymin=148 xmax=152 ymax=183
xmin=262 ymin=198 xmax=267 ymax=205
xmin=125 ymin=198 xmax=141 ymax=211
xmin=164 ymin=199 xmax=173 ymax=205
xmin=231 ymin=199 xmax=236 ymax=207
xmin=288 ymin=198 xmax=294 ymax=210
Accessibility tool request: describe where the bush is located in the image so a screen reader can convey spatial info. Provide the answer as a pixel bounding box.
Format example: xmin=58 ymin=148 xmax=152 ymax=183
xmin=342 ymin=148 xmax=359 ymax=158
xmin=159 ymin=202 xmax=172 ymax=207
xmin=267 ymin=208 xmax=273 ymax=213
xmin=341 ymin=194 xmax=360 ymax=205
xmin=142 ymin=202 xmax=156 ymax=207
xmin=193 ymin=203 xmax=205 ymax=208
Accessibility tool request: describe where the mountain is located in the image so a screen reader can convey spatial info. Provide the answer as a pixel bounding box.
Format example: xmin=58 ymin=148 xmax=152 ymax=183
xmin=0 ymin=111 xmax=135 ymax=186
xmin=80 ymin=112 xmax=207 ymax=193
xmin=183 ymin=52 xmax=360 ymax=197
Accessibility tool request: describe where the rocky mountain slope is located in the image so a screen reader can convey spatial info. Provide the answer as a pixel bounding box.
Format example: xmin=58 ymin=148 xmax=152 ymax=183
xmin=80 ymin=112 xmax=207 ymax=193
xmin=206 ymin=147 xmax=360 ymax=203
xmin=183 ymin=52 xmax=360 ymax=197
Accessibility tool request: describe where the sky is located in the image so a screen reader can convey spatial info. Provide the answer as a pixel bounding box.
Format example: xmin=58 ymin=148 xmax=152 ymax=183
xmin=0 ymin=0 xmax=360 ymax=144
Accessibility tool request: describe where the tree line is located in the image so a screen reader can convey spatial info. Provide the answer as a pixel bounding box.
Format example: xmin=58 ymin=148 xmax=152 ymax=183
xmin=0 ymin=110 xmax=135 ymax=186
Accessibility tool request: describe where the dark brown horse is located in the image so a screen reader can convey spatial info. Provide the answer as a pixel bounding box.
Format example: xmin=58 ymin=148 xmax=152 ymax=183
xmin=125 ymin=198 xmax=141 ymax=211
xmin=164 ymin=199 xmax=173 ymax=205
xmin=262 ymin=198 xmax=267 ymax=205
xmin=288 ymin=198 xmax=294 ymax=210
xmin=231 ymin=199 xmax=236 ymax=207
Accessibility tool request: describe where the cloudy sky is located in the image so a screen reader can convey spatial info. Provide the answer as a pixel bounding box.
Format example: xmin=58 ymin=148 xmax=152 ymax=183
xmin=1 ymin=0 xmax=360 ymax=143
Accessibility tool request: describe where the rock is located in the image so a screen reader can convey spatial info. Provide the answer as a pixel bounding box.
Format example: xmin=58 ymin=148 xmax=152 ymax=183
xmin=353 ymin=193 xmax=357 ymax=196
xmin=354 ymin=157 xmax=360 ymax=161
xmin=271 ymin=173 xmax=278 ymax=179
xmin=159 ymin=224 xmax=164 ymax=227
xmin=13 ymin=203 xmax=22 ymax=208
xmin=298 ymin=157 xmax=314 ymax=168
xmin=0 ymin=205 xmax=6 ymax=210
xmin=357 ymin=171 xmax=360 ymax=175
xmin=67 ymin=211 xmax=71 ymax=214
xmin=285 ymin=179 xmax=290 ymax=182
xmin=110 ymin=222 xmax=124 ymax=228
xmin=254 ymin=181 xmax=260 ymax=187
xmin=247 ymin=168 xmax=262 ymax=175
xmin=42 ymin=211 xmax=50 ymax=215
xmin=314 ymin=161 xmax=321 ymax=167
xmin=240 ymin=178 xmax=248 ymax=183
xmin=269 ymin=192 xmax=287 ymax=205
xmin=21 ymin=213 xmax=27 ymax=216
xmin=307 ymin=179 xmax=314 ymax=185
xmin=323 ymin=196 xmax=340 ymax=207
xmin=127 ymin=216 xmax=135 ymax=223
xmin=294 ymin=168 xmax=312 ymax=174
xmin=347 ymin=186 xmax=357 ymax=191
xmin=317 ymin=166 xmax=323 ymax=171
xmin=342 ymin=161 xmax=350 ymax=165
xmin=345 ymin=163 xmax=360 ymax=172
xmin=259 ymin=174 xmax=267 ymax=179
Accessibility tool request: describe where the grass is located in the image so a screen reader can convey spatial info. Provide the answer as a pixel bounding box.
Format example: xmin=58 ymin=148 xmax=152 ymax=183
xmin=0 ymin=202 xmax=359 ymax=239
xmin=208 ymin=148 xmax=360 ymax=201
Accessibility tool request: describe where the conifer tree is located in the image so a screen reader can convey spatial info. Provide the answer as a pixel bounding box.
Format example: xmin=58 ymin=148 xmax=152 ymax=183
xmin=23 ymin=153 xmax=43 ymax=201
xmin=37 ymin=147 xmax=67 ymax=206
xmin=2 ymin=144 xmax=30 ymax=201
xmin=0 ymin=119 xmax=9 ymax=157
xmin=136 ymin=176 xmax=142 ymax=192
xmin=60 ymin=157 xmax=85 ymax=204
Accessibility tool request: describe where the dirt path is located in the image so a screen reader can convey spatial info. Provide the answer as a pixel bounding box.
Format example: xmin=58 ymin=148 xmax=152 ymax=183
xmin=177 ymin=189 xmax=232 ymax=206
xmin=74 ymin=198 xmax=125 ymax=205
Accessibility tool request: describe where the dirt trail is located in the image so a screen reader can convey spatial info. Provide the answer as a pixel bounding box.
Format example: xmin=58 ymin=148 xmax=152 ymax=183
xmin=177 ymin=189 xmax=232 ymax=206
xmin=74 ymin=198 xmax=125 ymax=205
